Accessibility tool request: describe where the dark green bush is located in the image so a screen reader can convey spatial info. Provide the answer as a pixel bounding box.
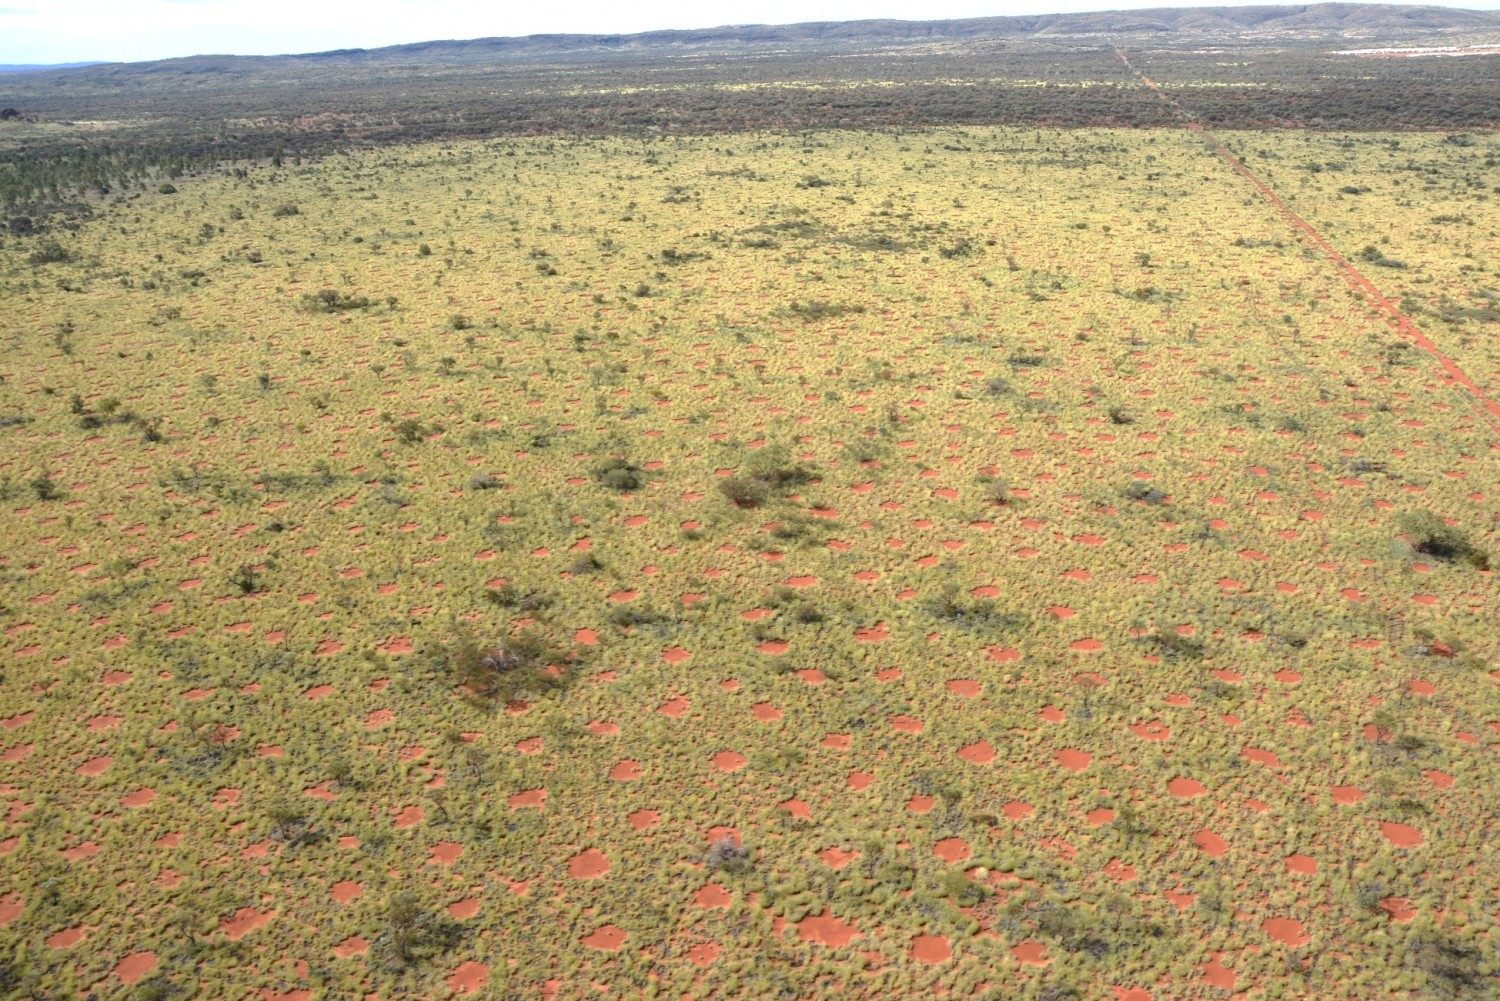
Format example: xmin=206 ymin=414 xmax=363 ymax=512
xmin=595 ymin=458 xmax=644 ymax=492
xmin=1399 ymin=510 xmax=1489 ymax=569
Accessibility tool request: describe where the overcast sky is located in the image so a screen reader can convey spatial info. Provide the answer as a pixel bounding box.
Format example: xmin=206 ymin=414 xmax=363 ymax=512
xmin=3 ymin=0 xmax=1496 ymax=64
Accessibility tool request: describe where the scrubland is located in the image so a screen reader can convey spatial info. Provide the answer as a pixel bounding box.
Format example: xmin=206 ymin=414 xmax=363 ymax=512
xmin=0 ymin=125 xmax=1495 ymax=998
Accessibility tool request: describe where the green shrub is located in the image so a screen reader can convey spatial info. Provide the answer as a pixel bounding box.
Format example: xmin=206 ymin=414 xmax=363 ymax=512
xmin=27 ymin=240 xmax=72 ymax=265
xmin=787 ymin=300 xmax=865 ymax=323
xmin=595 ymin=458 xmax=644 ymax=492
xmin=1399 ymin=510 xmax=1489 ymax=569
xmin=706 ymin=837 xmax=751 ymax=874
xmin=717 ymin=476 xmax=767 ymax=508
xmin=432 ymin=629 xmax=566 ymax=707
xmin=375 ymin=891 xmax=463 ymax=969
xmin=301 ymin=288 xmax=373 ymax=313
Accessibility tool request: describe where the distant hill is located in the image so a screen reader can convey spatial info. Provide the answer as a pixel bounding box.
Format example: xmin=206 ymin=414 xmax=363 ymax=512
xmin=32 ymin=4 xmax=1500 ymax=78
xmin=0 ymin=63 xmax=101 ymax=74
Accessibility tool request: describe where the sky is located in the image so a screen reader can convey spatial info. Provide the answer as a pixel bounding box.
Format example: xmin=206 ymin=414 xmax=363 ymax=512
xmin=3 ymin=0 xmax=1496 ymax=64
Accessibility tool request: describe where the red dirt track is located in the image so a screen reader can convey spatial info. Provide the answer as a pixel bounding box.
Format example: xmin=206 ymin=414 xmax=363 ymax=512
xmin=1117 ymin=48 xmax=1500 ymax=428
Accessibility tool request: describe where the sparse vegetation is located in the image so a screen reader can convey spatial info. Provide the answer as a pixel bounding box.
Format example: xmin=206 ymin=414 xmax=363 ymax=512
xmin=0 ymin=35 xmax=1493 ymax=1001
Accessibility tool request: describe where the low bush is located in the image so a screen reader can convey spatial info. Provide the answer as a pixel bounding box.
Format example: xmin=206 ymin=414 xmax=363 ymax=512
xmin=1399 ymin=510 xmax=1489 ymax=569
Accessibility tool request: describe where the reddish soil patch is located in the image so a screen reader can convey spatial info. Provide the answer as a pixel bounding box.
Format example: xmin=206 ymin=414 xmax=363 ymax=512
xmin=1167 ymin=777 xmax=1207 ymax=799
xmin=694 ymin=883 xmax=732 ymax=908
xmin=1202 ymin=954 xmax=1236 ymax=989
xmin=1331 ymin=785 xmax=1364 ymax=806
xmin=687 ymin=942 xmax=721 ymax=967
xmin=1055 ymin=748 xmax=1091 ymax=772
xmin=330 ymin=880 xmax=363 ymax=903
xmin=378 ymin=635 xmax=413 ymax=656
xmin=582 ymin=924 xmax=628 ymax=951
xmin=819 ymin=847 xmax=860 ymax=870
xmin=332 ymin=936 xmax=368 ymax=958
xmin=428 ymin=841 xmax=465 ymax=865
xmin=77 ymin=755 xmax=113 ymax=776
xmin=1262 ymin=917 xmax=1309 ymax=947
xmin=1193 ymin=830 xmax=1228 ymax=857
xmin=712 ymin=750 xmax=747 ymax=772
xmin=1379 ymin=821 xmax=1423 ymax=847
xmin=933 ymin=837 xmax=971 ymax=863
xmin=1285 ymin=854 xmax=1317 ymax=875
xmin=0 ymin=893 xmax=22 ymax=928
xmin=220 ymin=907 xmax=272 ymax=940
xmin=1130 ymin=720 xmax=1170 ymax=741
xmin=957 ymin=739 xmax=996 ymax=765
xmin=568 ymin=848 xmax=610 ymax=879
xmin=752 ymin=702 xmax=783 ymax=721
xmin=628 ymin=809 xmax=661 ymax=829
xmin=446 ymin=961 xmax=489 ymax=995
xmin=1011 ymin=940 xmax=1051 ymax=966
xmin=508 ymin=789 xmax=546 ymax=811
xmin=911 ymin=934 xmax=951 ymax=964
xmin=121 ymin=787 xmax=157 ymax=808
xmin=1423 ymin=769 xmax=1455 ymax=789
xmin=46 ymin=926 xmax=86 ymax=949
xmin=1380 ymin=897 xmax=1417 ymax=922
xmin=797 ymin=911 xmax=861 ymax=948
xmin=114 ymin=952 xmax=158 ymax=985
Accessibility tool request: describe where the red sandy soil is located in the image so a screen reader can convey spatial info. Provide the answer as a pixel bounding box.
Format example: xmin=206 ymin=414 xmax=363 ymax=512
xmin=1262 ymin=917 xmax=1310 ymax=947
xmin=429 ymin=841 xmax=465 ymax=864
xmin=911 ymin=933 xmax=951 ymax=964
xmin=332 ymin=936 xmax=368 ymax=958
xmin=0 ymin=893 xmax=22 ymax=928
xmin=1055 ymin=748 xmax=1092 ymax=772
xmin=957 ymin=740 xmax=996 ymax=764
xmin=329 ymin=880 xmax=362 ymax=903
xmin=1193 ymin=830 xmax=1229 ymax=857
xmin=1285 ymin=854 xmax=1318 ymax=875
xmin=446 ymin=960 xmax=490 ymax=994
xmin=582 ymin=924 xmax=628 ymax=951
xmin=220 ymin=907 xmax=272 ymax=941
xmin=1167 ymin=777 xmax=1207 ymax=799
xmin=1379 ymin=821 xmax=1424 ymax=847
xmin=687 ymin=942 xmax=722 ymax=966
xmin=796 ymin=911 xmax=861 ymax=948
xmin=694 ymin=883 xmax=733 ymax=908
xmin=113 ymin=952 xmax=158 ymax=984
xmin=712 ymin=750 xmax=747 ymax=772
xmin=933 ymin=837 xmax=971 ymax=863
xmin=1011 ymin=940 xmax=1050 ymax=965
xmin=567 ymin=848 xmax=610 ymax=878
